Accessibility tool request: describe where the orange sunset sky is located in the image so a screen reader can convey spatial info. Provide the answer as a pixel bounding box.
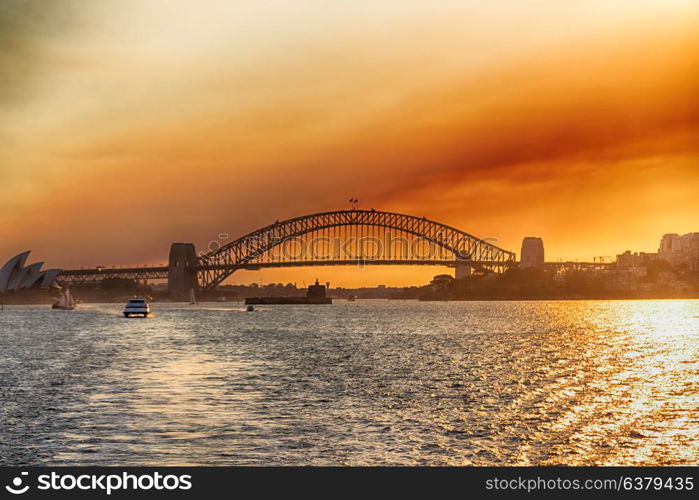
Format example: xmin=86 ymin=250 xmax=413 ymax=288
xmin=1 ymin=0 xmax=698 ymax=286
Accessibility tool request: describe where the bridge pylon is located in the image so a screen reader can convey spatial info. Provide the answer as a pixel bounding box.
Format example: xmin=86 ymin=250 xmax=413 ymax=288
xmin=455 ymin=261 xmax=472 ymax=279
xmin=168 ymin=243 xmax=198 ymax=300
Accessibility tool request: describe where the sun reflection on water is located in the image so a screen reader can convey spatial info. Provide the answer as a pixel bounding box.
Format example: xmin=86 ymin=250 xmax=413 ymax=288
xmin=0 ymin=299 xmax=697 ymax=465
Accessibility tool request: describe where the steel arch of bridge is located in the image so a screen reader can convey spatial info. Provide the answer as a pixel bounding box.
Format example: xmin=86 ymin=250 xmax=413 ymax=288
xmin=197 ymin=210 xmax=515 ymax=289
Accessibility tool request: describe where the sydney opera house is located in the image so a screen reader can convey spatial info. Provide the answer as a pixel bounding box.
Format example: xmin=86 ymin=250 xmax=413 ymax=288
xmin=0 ymin=251 xmax=61 ymax=295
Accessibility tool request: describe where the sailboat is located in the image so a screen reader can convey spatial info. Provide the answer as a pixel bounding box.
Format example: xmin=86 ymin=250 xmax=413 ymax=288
xmin=52 ymin=288 xmax=76 ymax=310
xmin=189 ymin=288 xmax=197 ymax=305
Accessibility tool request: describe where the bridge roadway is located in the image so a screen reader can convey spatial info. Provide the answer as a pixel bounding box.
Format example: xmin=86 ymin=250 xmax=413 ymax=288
xmin=56 ymin=260 xmax=469 ymax=284
xmin=56 ymin=260 xmax=613 ymax=285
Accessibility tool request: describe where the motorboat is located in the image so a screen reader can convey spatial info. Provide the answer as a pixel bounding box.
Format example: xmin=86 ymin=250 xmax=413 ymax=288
xmin=123 ymin=298 xmax=151 ymax=318
xmin=246 ymin=305 xmax=255 ymax=312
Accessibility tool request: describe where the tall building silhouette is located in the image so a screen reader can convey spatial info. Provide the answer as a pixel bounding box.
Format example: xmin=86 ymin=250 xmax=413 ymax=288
xmin=659 ymin=233 xmax=699 ymax=270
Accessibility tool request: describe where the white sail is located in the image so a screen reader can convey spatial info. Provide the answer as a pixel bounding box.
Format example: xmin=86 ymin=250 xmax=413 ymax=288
xmin=55 ymin=291 xmax=68 ymax=308
xmin=65 ymin=289 xmax=76 ymax=308
xmin=52 ymin=287 xmax=76 ymax=310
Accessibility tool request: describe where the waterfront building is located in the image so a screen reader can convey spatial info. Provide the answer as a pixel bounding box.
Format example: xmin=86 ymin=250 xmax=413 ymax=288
xmin=615 ymin=250 xmax=659 ymax=270
xmin=659 ymin=233 xmax=699 ymax=270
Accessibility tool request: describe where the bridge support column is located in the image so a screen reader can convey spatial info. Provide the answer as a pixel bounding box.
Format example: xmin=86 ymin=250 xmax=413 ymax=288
xmin=168 ymin=243 xmax=198 ymax=301
xmin=455 ymin=261 xmax=472 ymax=280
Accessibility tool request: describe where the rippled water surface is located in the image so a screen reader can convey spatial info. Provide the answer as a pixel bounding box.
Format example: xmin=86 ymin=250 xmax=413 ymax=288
xmin=0 ymin=300 xmax=697 ymax=465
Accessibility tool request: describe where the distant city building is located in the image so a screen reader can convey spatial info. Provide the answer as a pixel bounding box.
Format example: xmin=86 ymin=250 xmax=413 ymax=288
xmin=659 ymin=233 xmax=699 ymax=270
xmin=615 ymin=250 xmax=659 ymax=270
xmin=520 ymin=237 xmax=544 ymax=269
xmin=614 ymin=232 xmax=699 ymax=273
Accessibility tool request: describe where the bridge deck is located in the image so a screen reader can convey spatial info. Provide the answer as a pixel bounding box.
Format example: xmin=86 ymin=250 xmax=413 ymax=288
xmin=56 ymin=259 xmax=611 ymax=284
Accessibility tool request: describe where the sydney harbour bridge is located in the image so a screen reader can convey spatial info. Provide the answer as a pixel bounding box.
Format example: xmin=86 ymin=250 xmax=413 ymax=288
xmin=55 ymin=209 xmax=516 ymax=298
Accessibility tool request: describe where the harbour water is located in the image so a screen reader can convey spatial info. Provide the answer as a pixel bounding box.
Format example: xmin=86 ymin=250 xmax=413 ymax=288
xmin=0 ymin=300 xmax=697 ymax=465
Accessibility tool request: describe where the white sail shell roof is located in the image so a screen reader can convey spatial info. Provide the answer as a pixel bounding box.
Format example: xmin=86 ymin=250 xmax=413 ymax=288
xmin=41 ymin=269 xmax=62 ymax=288
xmin=19 ymin=262 xmax=45 ymax=289
xmin=0 ymin=252 xmax=61 ymax=293
xmin=7 ymin=266 xmax=31 ymax=290
xmin=0 ymin=251 xmax=31 ymax=293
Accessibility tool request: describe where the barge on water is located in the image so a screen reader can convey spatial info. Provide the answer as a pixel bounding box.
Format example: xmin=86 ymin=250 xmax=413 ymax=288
xmin=245 ymin=279 xmax=332 ymax=305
